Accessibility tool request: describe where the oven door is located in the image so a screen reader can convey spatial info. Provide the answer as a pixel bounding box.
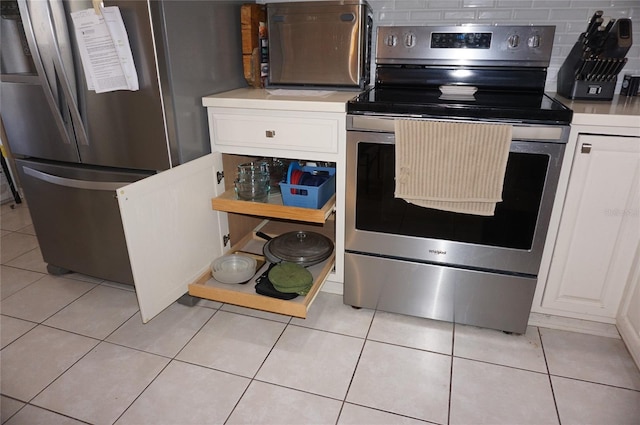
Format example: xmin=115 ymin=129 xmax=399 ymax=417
xmin=345 ymin=117 xmax=567 ymax=276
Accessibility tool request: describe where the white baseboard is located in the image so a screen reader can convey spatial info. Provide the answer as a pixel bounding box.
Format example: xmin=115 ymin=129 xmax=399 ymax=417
xmin=528 ymin=312 xmax=620 ymax=339
xmin=617 ymin=315 xmax=640 ymax=369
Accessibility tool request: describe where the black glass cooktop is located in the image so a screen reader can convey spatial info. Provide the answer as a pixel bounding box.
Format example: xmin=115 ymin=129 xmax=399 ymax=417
xmin=347 ymin=87 xmax=573 ymax=125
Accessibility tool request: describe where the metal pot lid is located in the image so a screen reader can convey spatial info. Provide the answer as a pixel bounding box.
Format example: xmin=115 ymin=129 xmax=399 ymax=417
xmin=269 ymin=231 xmax=334 ymax=264
xmin=262 ymin=239 xmax=281 ymax=264
xmin=263 ymin=239 xmax=327 ymax=267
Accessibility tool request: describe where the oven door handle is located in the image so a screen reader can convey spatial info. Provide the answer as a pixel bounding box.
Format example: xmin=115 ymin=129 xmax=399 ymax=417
xmin=348 ymin=115 xmax=567 ymax=141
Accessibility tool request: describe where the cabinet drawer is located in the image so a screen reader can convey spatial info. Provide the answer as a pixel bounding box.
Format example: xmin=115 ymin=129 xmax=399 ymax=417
xmin=188 ymin=222 xmax=335 ymax=318
xmin=209 ymin=110 xmax=339 ymax=154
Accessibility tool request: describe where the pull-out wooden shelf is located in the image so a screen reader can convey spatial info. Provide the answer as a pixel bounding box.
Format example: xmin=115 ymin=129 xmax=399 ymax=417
xmin=187 ymin=221 xmax=335 ymax=318
xmin=211 ymin=189 xmax=335 ymax=224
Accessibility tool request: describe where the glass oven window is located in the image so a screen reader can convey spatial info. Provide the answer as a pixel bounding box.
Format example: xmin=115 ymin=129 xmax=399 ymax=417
xmin=355 ymin=142 xmax=548 ymax=250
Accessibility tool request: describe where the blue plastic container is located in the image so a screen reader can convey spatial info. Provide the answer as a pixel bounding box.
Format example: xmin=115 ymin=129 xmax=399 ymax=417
xmin=280 ymin=163 xmax=336 ymax=209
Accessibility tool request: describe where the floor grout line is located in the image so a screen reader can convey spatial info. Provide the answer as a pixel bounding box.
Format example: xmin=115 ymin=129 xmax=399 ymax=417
xmin=2 ymin=209 xmax=639 ymax=424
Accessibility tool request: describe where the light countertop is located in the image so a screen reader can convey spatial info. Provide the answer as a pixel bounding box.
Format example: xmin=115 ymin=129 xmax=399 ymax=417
xmin=203 ymin=87 xmax=638 ymax=129
xmin=552 ymin=93 xmax=639 ymax=129
xmin=202 ymin=87 xmax=359 ymax=113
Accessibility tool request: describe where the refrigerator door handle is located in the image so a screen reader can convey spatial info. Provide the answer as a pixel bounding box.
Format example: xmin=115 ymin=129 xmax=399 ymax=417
xmin=43 ymin=0 xmax=90 ymax=147
xmin=23 ymin=166 xmax=126 ymax=191
xmin=16 ymin=0 xmax=74 ymax=146
xmin=49 ymin=0 xmax=78 ymax=102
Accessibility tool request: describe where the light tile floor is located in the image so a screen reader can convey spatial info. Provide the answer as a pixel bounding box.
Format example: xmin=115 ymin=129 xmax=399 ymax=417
xmin=1 ymin=201 xmax=640 ymax=425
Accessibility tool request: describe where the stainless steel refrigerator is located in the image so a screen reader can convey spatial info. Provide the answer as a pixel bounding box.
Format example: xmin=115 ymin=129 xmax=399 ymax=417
xmin=0 ymin=0 xmax=247 ymax=284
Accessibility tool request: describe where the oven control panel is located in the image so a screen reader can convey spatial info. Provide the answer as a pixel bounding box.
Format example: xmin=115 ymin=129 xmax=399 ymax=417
xmin=377 ymin=25 xmax=555 ymax=67
xmin=430 ymin=31 xmax=492 ymax=49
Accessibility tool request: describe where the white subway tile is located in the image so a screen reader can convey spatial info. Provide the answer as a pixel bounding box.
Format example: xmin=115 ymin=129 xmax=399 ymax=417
xmin=497 ymin=0 xmax=533 ymax=6
xmin=368 ymin=1 xmax=396 ymax=11
xmin=549 ymin=9 xmax=592 ymax=21
xmin=394 ymin=0 xmax=428 ymax=10
xmin=533 ymin=0 xmax=571 ymax=7
xmin=463 ymin=0 xmax=496 ymax=7
xmin=513 ymin=8 xmax=551 ymax=20
xmin=427 ymin=0 xmax=463 ymax=9
xmin=477 ymin=9 xmax=513 ymax=20
xmin=378 ymin=11 xmax=412 ymax=21
xmin=443 ymin=10 xmax=477 ymax=20
xmin=566 ymin=21 xmax=589 ymax=34
xmin=569 ymin=1 xmax=627 ymax=7
xmin=608 ymin=9 xmax=635 ymax=19
xmin=410 ymin=10 xmax=445 ymax=21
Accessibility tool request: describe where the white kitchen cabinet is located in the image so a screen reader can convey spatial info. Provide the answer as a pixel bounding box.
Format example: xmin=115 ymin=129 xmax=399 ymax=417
xmin=118 ymin=88 xmax=354 ymax=323
xmin=617 ymin=242 xmax=640 ymax=368
xmin=117 ymin=154 xmax=225 ymax=322
xmin=204 ymin=100 xmax=349 ymax=289
xmin=541 ymin=133 xmax=640 ymax=321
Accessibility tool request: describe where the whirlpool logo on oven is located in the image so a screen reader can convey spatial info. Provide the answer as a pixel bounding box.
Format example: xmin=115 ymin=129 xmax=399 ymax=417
xmin=429 ymin=249 xmax=447 ymax=255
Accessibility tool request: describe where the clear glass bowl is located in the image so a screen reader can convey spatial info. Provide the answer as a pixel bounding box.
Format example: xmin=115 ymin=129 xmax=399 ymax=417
xmin=210 ymin=254 xmax=257 ymax=284
xmin=237 ymin=160 xmax=270 ymax=179
xmin=234 ymin=175 xmax=270 ymax=202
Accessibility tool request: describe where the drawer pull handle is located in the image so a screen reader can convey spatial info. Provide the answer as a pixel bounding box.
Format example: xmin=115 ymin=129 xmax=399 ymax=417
xmin=581 ymin=143 xmax=592 ymax=154
xmin=265 ymin=130 xmax=276 ymax=138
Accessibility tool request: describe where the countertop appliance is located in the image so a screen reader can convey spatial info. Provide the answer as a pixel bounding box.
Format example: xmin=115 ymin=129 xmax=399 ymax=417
xmin=345 ymin=25 xmax=572 ymax=334
xmin=266 ymin=0 xmax=372 ymax=89
xmin=557 ymin=12 xmax=633 ymax=100
xmin=0 ymin=0 xmax=246 ymax=284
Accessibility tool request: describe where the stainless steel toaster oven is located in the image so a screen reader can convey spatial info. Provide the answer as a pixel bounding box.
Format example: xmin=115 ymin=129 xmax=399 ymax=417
xmin=266 ymin=0 xmax=372 ymax=89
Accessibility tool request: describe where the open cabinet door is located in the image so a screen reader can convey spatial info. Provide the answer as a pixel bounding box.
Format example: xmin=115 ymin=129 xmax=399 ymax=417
xmin=117 ymin=153 xmax=228 ymax=322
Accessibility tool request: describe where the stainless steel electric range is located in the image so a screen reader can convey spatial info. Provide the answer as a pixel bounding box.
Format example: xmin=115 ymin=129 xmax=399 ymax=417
xmin=344 ymin=25 xmax=573 ymax=334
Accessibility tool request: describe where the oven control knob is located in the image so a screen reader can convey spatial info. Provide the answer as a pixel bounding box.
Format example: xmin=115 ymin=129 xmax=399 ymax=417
xmin=507 ymin=34 xmax=520 ymax=48
xmin=404 ymin=32 xmax=416 ymax=48
xmin=385 ymin=34 xmax=397 ymax=47
xmin=527 ymin=34 xmax=541 ymax=48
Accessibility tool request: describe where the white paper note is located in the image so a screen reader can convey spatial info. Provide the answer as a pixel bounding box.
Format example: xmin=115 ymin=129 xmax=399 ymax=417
xmin=71 ymin=7 xmax=139 ymax=93
xmin=102 ymin=7 xmax=138 ymax=91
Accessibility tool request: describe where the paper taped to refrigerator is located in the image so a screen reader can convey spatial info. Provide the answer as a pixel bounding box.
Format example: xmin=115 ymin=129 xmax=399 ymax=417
xmin=71 ymin=6 xmax=139 ymax=93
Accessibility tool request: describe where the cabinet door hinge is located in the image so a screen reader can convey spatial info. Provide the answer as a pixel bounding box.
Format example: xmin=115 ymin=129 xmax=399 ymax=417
xmin=223 ymin=233 xmax=231 ymax=247
xmin=216 ymin=171 xmax=224 ymax=184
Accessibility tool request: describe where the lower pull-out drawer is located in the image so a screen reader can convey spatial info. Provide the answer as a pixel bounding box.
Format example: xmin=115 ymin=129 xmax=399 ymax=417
xmin=188 ymin=221 xmax=335 ymax=318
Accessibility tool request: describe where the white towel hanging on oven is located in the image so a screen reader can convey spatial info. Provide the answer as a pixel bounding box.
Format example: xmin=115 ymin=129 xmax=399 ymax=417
xmin=394 ymin=119 xmax=512 ymax=216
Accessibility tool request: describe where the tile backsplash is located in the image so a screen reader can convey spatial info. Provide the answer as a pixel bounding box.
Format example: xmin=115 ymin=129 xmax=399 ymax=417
xmin=261 ymin=0 xmax=639 ymax=93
